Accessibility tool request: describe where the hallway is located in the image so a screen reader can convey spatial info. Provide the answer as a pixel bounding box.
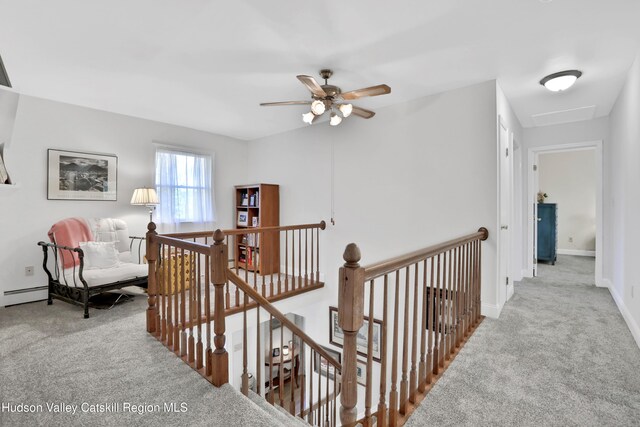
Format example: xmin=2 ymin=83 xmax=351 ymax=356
xmin=406 ymin=255 xmax=640 ymax=426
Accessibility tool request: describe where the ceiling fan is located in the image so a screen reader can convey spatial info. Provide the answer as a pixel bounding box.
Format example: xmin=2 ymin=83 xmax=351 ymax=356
xmin=260 ymin=69 xmax=391 ymax=126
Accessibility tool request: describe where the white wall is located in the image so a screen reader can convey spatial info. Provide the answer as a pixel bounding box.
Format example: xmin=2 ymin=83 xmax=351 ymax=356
xmin=0 ymin=94 xmax=248 ymax=307
xmin=538 ymin=149 xmax=596 ymax=253
xmin=521 ymin=117 xmax=609 ymax=277
xmin=607 ymin=53 xmax=640 ymax=347
xmin=247 ymin=80 xmax=499 ymax=316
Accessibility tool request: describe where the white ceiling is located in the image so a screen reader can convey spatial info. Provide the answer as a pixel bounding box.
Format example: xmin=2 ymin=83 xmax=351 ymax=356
xmin=1 ymin=0 xmax=639 ymax=140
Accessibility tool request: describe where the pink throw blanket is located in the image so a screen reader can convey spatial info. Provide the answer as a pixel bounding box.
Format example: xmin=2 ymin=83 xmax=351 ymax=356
xmin=48 ymin=218 xmax=93 ymax=269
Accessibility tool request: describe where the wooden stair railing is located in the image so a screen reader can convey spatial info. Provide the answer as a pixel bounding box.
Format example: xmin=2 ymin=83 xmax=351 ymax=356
xmin=337 ymin=228 xmax=489 ymax=427
xmin=145 ymin=221 xmax=329 ymax=389
xmin=228 ymin=269 xmax=343 ymax=426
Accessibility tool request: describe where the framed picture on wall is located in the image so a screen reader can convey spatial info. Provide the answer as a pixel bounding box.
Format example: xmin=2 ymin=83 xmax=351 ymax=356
xmin=356 ymin=359 xmax=367 ymax=386
xmin=314 ymin=345 xmax=341 ymax=380
xmin=329 ymin=306 xmax=382 ymax=362
xmin=47 ymin=149 xmax=117 ymax=201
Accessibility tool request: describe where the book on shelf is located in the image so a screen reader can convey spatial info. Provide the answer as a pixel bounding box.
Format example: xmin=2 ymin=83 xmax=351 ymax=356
xmin=249 ymin=194 xmax=256 ymax=207
xmin=241 ymin=193 xmax=248 ymax=206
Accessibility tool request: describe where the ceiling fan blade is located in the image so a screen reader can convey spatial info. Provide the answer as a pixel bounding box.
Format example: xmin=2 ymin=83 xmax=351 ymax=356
xmin=340 ymin=84 xmax=391 ymax=100
xmin=351 ymin=106 xmax=376 ymax=119
xmin=297 ymin=75 xmax=327 ymax=98
xmin=260 ymin=101 xmax=312 ymax=107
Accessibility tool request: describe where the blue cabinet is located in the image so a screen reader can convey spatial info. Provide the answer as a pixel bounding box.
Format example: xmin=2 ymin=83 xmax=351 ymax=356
xmin=537 ymin=203 xmax=557 ymax=264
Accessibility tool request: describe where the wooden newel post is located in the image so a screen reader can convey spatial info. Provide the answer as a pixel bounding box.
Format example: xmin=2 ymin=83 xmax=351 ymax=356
xmin=211 ymin=229 xmax=229 ymax=387
xmin=146 ymin=221 xmax=158 ymax=334
xmin=338 ymin=243 xmax=365 ymax=425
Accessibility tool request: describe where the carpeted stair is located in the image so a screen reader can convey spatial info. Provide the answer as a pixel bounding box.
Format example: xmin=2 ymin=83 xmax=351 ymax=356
xmin=247 ymin=390 xmax=310 ymax=426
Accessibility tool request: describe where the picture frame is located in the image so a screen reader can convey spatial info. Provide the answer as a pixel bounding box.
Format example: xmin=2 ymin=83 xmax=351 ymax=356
xmin=272 ymin=347 xmax=280 ymax=358
xmin=314 ymin=345 xmax=341 ymax=380
xmin=47 ymin=149 xmax=117 ymax=201
xmin=329 ymin=306 xmax=382 ymax=362
xmin=237 ymin=211 xmax=249 ymax=226
xmin=252 ymin=217 xmax=259 ymax=227
xmin=356 ymin=359 xmax=367 ymax=386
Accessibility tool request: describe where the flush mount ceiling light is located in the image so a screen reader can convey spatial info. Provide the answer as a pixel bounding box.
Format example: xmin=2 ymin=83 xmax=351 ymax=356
xmin=261 ymin=69 xmax=391 ymax=126
xmin=540 ymin=70 xmax=582 ymax=92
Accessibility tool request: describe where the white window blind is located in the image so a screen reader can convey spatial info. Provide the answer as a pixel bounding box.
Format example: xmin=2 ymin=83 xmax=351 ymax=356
xmin=155 ymin=148 xmax=215 ymax=225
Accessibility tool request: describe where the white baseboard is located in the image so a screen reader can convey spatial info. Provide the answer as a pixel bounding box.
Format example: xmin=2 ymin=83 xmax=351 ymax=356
xmin=3 ymin=286 xmax=47 ymax=307
xmin=506 ymin=284 xmax=515 ymax=301
xmin=481 ymin=303 xmax=501 ymax=319
xmin=557 ymin=249 xmax=596 ymax=257
xmin=604 ymin=279 xmax=640 ymax=350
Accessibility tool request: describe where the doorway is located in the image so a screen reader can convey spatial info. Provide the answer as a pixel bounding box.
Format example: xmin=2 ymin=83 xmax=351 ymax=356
xmin=526 ymin=141 xmax=603 ymax=287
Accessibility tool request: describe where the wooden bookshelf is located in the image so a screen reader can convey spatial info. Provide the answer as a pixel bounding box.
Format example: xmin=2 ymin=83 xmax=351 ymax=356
xmin=234 ymin=184 xmax=280 ymax=275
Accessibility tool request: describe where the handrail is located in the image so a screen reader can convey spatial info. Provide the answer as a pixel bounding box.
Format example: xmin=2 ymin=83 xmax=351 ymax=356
xmin=154 ymin=235 xmax=211 ymax=255
xmin=362 ymin=227 xmax=489 ymax=281
xmin=227 ymin=268 xmax=341 ymax=371
xmin=162 ymin=220 xmax=326 ymax=239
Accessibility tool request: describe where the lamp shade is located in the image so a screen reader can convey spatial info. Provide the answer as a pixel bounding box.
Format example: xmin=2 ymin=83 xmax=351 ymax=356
xmin=130 ymin=188 xmax=159 ymax=206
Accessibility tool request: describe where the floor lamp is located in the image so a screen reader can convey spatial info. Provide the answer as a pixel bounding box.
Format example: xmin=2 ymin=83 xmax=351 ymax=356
xmin=131 ymin=188 xmax=159 ymax=222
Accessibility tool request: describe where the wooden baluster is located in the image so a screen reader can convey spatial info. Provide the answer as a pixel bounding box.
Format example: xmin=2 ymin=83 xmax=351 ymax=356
xmin=336 ymin=376 xmax=338 ymax=426
xmin=455 ymin=246 xmax=461 ymax=348
xmin=285 ymin=230 xmax=289 ymax=292
xmin=338 ymin=243 xmax=364 ymax=426
xmin=473 ymin=239 xmax=478 ymax=325
xmin=308 ymin=349 xmax=314 ymax=425
xmin=234 ymin=236 xmax=240 ymax=308
xmin=180 ymin=247 xmax=187 ymax=357
xmin=418 ymin=259 xmax=427 ymax=393
xmin=304 ymin=229 xmax=308 ymax=287
xmin=146 ymin=222 xmax=158 ymax=333
xmin=426 ymin=257 xmax=434 ymax=383
xmin=325 ymin=363 xmax=330 ymax=427
xmin=256 ymin=307 xmax=261 ymax=395
xmin=310 ymin=227 xmax=315 ymax=285
xmin=270 ymin=231 xmax=275 ymax=297
xmin=269 ymin=315 xmax=275 ymax=404
xmin=257 ymin=231 xmax=261 ymax=296
xmin=377 ymin=274 xmax=389 ymax=427
xmin=196 ymin=251 xmax=203 ymax=370
xmin=289 ymin=334 xmax=296 ymax=415
xmin=211 ymin=230 xmax=229 ymax=386
xmin=244 ymin=234 xmax=249 ymax=287
xmin=475 ymin=238 xmax=481 ymax=325
xmin=466 ymin=242 xmax=471 ymax=336
xmin=439 ymin=251 xmax=447 ymax=369
xmin=390 ymin=270 xmax=400 ymax=427
xmin=279 ymin=323 xmax=285 ymax=406
xmin=400 ymin=266 xmax=410 ymax=415
xmin=410 ymin=263 xmax=419 ymax=403
xmin=433 ymin=254 xmax=441 ymax=376
xmin=478 ymin=227 xmax=488 ymax=323
xmin=241 ymin=291 xmax=249 ymax=395
xmin=291 ymin=230 xmax=295 ymax=290
xmin=188 ymin=251 xmax=195 ymax=364
xmin=445 ymin=249 xmax=452 ymax=360
xmin=365 ymin=280 xmax=375 ymax=424
xmin=205 ymin=254 xmax=212 ymax=377
xmin=298 ymin=229 xmax=302 ymax=288
xmin=317 ymin=223 xmax=324 ymax=284
xmin=160 ymin=244 xmax=167 ymax=342
xmin=277 ymin=230 xmax=282 ymax=295
xmin=173 ymin=247 xmax=179 ymax=351
xmin=317 ymin=355 xmax=322 ymax=425
xmin=299 ymin=342 xmax=306 ymax=419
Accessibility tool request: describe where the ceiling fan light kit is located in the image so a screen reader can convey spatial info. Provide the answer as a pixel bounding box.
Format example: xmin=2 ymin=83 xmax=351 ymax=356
xmin=261 ymin=69 xmax=391 ymax=126
xmin=540 ymin=70 xmax=582 ymax=92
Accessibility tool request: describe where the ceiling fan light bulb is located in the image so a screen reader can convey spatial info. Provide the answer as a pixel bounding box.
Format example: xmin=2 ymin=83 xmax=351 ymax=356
xmin=339 ymin=103 xmax=353 ymax=118
xmin=302 ymin=112 xmax=315 ymax=124
xmin=330 ymin=112 xmax=342 ymax=126
xmin=311 ymin=100 xmax=326 ymax=115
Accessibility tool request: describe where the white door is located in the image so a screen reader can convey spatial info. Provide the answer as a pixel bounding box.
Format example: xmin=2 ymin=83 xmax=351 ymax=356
xmin=498 ymin=118 xmax=512 ymax=306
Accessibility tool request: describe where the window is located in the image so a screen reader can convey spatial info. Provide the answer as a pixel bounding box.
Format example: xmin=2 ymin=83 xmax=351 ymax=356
xmin=155 ymin=148 xmax=215 ymax=225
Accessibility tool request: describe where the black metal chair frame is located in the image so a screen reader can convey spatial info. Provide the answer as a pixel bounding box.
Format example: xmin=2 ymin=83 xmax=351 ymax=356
xmin=37 ymin=236 xmax=148 ymax=319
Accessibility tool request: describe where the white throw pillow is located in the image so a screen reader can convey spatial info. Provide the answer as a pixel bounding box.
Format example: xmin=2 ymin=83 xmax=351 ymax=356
xmin=79 ymin=241 xmax=120 ymax=269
